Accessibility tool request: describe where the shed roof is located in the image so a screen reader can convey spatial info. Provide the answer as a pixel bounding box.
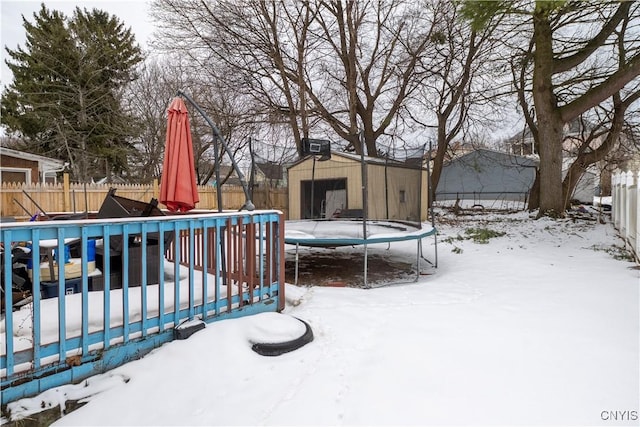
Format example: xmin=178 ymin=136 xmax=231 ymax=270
xmin=288 ymin=151 xmax=422 ymax=170
xmin=445 ymin=148 xmax=538 ymax=168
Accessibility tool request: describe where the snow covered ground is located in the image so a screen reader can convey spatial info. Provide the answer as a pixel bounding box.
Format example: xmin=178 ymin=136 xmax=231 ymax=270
xmin=4 ymin=209 xmax=639 ymax=426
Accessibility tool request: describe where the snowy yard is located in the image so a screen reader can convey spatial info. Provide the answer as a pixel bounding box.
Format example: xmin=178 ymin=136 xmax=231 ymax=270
xmin=5 ymin=209 xmax=639 ymax=426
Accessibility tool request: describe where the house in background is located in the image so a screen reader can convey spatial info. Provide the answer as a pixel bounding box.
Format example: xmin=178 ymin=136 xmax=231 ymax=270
xmin=436 ymin=148 xmax=597 ymax=204
xmin=205 ymin=164 xmax=243 ymax=187
xmin=562 ymin=158 xmax=598 ymax=203
xmin=0 ymin=146 xmax=66 ymax=184
xmin=435 ymin=148 xmax=538 ymax=203
xmin=287 ymin=151 xmax=428 ymax=221
xmin=448 ymin=141 xmax=476 ymax=159
xmin=503 ymin=119 xmax=634 ymax=198
xmin=504 ymin=119 xmax=596 ymax=157
xmin=251 ymin=161 xmax=288 ymax=188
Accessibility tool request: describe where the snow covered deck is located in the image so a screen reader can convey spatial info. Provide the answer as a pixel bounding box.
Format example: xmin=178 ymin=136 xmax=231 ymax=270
xmin=1 ymin=210 xmax=285 ymax=405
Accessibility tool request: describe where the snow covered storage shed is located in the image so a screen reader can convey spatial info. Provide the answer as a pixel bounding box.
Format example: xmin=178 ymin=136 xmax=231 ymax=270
xmin=435 ymin=148 xmax=537 ymax=202
xmin=287 ymin=151 xmax=428 ymax=221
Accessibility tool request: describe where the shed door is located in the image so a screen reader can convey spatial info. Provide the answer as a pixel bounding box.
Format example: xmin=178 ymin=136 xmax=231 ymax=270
xmin=301 ymin=178 xmax=346 ymax=219
xmin=325 ymin=189 xmax=346 ymax=218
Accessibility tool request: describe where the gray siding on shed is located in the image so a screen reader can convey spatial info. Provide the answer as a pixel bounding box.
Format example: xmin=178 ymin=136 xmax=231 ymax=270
xmin=436 ymin=149 xmax=537 ymax=201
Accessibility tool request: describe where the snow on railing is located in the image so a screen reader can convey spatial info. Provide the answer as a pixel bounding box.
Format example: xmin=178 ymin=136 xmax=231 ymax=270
xmin=612 ymin=170 xmax=640 ymax=262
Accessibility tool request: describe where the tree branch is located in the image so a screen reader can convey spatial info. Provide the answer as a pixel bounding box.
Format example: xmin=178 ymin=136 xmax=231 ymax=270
xmin=552 ymin=1 xmax=631 ymax=74
xmin=560 ymin=53 xmax=640 ymax=122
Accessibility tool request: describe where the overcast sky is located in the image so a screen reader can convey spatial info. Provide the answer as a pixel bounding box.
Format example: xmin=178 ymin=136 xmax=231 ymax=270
xmin=1 ymin=0 xmax=154 ymax=87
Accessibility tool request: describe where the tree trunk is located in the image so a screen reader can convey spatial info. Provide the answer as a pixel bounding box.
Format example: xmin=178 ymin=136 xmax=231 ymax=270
xmin=528 ymin=170 xmax=540 ymax=211
xmin=535 ymin=117 xmax=564 ymax=217
xmin=532 ymin=3 xmax=565 ymax=218
xmin=561 ymin=161 xmax=586 ymax=209
xmin=429 ymin=119 xmax=450 ymax=204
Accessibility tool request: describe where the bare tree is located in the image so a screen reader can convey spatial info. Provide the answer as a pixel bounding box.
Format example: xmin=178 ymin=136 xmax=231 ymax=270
xmin=150 ymin=0 xmax=440 ymax=158
xmin=561 ymin=88 xmax=640 ymax=207
xmin=500 ymin=1 xmax=640 ymax=214
xmin=416 ymin=0 xmax=505 ymax=205
xmin=125 ymin=56 xmax=256 ymax=186
xmin=189 ymin=76 xmax=257 ymax=186
xmin=123 ymin=59 xmax=179 ymax=183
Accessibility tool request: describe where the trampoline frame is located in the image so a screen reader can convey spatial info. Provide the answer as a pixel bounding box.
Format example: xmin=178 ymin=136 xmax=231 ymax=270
xmin=284 ymin=219 xmax=437 ymax=288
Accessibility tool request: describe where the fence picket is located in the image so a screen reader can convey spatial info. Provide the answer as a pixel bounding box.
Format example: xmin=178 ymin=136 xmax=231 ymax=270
xmin=612 ymin=170 xmax=639 ymax=261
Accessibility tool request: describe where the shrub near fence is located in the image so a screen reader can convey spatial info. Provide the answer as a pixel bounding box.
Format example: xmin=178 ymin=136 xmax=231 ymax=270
xmin=0 ymin=179 xmax=288 ymax=219
xmin=612 ymin=170 xmax=640 ymax=261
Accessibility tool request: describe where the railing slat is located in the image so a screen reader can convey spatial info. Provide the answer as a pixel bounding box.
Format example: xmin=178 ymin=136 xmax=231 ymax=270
xmin=2 ymin=230 xmax=15 ymax=377
xmin=158 ymin=223 xmax=166 ymax=334
xmin=215 ymin=220 xmax=222 ymax=316
xmin=141 ymin=225 xmax=148 ymax=338
xmin=173 ymin=222 xmax=181 ymax=327
xmin=103 ymin=226 xmax=111 ymax=350
xmin=201 ymin=224 xmax=209 ymax=320
xmin=81 ymin=230 xmax=89 ymax=357
xmin=226 ymin=218 xmax=233 ymax=313
xmin=56 ymin=228 xmax=67 ymax=362
xmin=32 ymin=229 xmax=42 ymax=371
xmin=122 ymin=224 xmax=130 ymax=344
xmin=188 ymin=220 xmax=195 ymax=320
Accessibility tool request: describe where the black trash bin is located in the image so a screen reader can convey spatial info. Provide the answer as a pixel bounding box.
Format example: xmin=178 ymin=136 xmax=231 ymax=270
xmin=97 ymin=188 xmax=169 ymax=250
xmin=95 ymin=188 xmax=173 ymax=288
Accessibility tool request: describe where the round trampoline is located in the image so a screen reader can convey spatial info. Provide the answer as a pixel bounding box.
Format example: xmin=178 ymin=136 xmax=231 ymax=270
xmin=284 ymin=219 xmax=437 ymax=287
xmin=285 ymin=219 xmax=435 ymax=247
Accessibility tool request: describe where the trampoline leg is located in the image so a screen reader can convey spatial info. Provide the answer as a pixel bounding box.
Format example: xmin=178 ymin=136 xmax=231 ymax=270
xmin=416 ymin=239 xmax=420 ymax=282
xmin=434 ymin=232 xmax=438 ymax=269
xmin=364 ymin=243 xmax=368 ymax=288
xmin=295 ymin=243 xmax=299 ymax=286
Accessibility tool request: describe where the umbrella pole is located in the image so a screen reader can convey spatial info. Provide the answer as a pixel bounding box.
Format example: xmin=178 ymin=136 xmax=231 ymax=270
xmin=208 ymin=115 xmax=228 ymax=285
xmin=213 ymin=132 xmax=223 ymax=213
xmin=248 ymin=137 xmax=255 ymax=201
xmin=178 ymin=91 xmax=254 ymax=211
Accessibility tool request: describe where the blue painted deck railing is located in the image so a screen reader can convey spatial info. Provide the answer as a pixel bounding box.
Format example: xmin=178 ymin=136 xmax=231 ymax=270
xmin=0 ymin=210 xmax=285 ymax=405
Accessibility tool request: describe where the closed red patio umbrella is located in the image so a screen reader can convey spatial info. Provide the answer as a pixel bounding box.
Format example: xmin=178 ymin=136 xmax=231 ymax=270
xmin=160 ymin=97 xmax=199 ymax=212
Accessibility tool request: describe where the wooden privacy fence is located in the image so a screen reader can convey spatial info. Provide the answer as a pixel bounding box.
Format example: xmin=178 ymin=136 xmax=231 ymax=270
xmin=0 ymin=179 xmax=288 ymax=219
xmin=612 ymin=170 xmax=640 ymax=261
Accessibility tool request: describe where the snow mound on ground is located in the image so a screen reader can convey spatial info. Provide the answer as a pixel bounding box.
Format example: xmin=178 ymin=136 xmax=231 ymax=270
xmin=244 ymin=312 xmax=307 ymax=344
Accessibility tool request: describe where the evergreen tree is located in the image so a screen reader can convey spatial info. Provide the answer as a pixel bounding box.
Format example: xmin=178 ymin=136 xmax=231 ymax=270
xmin=1 ymin=4 xmax=143 ymax=182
